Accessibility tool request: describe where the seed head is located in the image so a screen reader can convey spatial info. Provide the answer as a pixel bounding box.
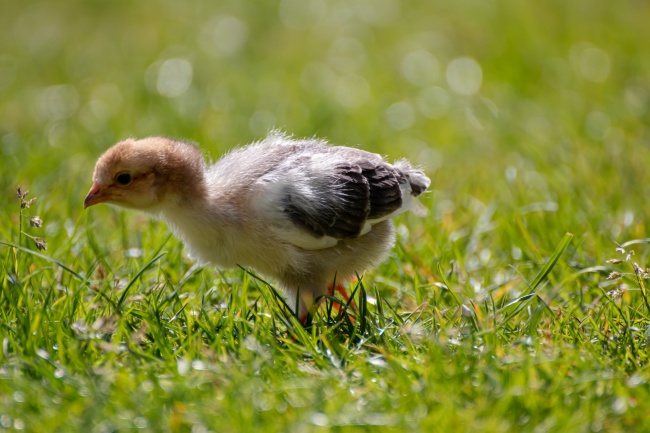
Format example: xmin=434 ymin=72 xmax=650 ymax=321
xmin=606 ymin=259 xmax=624 ymax=264
xmin=633 ymin=263 xmax=649 ymax=279
xmin=16 ymin=186 xmax=28 ymax=199
xmin=607 ymin=288 xmax=624 ymax=300
xmin=34 ymin=237 xmax=47 ymax=251
xmin=29 ymin=216 xmax=43 ymax=228
xmin=606 ymin=271 xmax=622 ymax=280
xmin=21 ymin=197 xmax=37 ymax=209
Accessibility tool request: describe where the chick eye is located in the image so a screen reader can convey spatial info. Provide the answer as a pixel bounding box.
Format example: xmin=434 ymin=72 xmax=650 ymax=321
xmin=115 ymin=172 xmax=133 ymax=186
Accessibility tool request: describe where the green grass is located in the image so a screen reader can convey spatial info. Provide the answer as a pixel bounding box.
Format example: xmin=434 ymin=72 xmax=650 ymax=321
xmin=2 ymin=0 xmax=650 ymax=431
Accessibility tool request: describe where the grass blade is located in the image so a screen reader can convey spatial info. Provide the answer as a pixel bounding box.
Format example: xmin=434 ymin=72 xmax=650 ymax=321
xmin=498 ymin=233 xmax=573 ymax=328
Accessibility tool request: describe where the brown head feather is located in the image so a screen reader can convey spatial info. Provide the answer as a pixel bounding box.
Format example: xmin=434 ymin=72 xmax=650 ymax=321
xmin=88 ymin=137 xmax=207 ymax=210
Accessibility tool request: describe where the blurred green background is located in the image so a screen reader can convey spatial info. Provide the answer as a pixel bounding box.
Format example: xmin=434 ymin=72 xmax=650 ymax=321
xmin=3 ymin=1 xmax=650 ymax=431
xmin=2 ymin=0 xmax=649 ymax=243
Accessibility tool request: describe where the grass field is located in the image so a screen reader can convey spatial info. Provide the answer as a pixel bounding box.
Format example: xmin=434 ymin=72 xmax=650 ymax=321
xmin=2 ymin=0 xmax=650 ymax=431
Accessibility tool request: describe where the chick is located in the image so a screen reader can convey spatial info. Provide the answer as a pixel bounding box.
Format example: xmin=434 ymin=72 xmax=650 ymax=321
xmin=85 ymin=132 xmax=430 ymax=320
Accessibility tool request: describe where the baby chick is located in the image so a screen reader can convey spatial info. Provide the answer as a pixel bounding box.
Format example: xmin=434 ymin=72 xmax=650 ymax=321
xmin=85 ymin=132 xmax=430 ymax=320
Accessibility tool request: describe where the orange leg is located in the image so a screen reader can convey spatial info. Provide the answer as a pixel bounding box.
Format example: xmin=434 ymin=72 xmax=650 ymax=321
xmin=297 ymin=285 xmax=358 ymax=325
xmin=327 ymin=284 xmax=357 ymax=309
xmin=326 ymin=284 xmax=357 ymax=325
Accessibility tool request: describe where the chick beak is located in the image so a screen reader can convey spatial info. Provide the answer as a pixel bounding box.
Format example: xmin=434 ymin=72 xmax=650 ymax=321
xmin=84 ymin=182 xmax=109 ymax=209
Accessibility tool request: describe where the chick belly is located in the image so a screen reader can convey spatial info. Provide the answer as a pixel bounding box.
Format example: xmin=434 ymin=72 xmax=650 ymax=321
xmin=275 ymin=220 xmax=397 ymax=318
xmin=187 ymin=219 xmax=396 ymax=319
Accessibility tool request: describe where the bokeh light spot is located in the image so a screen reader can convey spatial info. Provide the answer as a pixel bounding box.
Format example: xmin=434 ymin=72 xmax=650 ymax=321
xmin=385 ymin=101 xmax=415 ymax=130
xmin=416 ymin=86 xmax=450 ymax=119
xmin=356 ymin=0 xmax=400 ymax=25
xmin=90 ymin=83 xmax=123 ymax=119
xmin=335 ymin=74 xmax=371 ymax=109
xmin=279 ymin=0 xmax=326 ymax=30
xmin=35 ymin=84 xmax=80 ymax=120
xmin=157 ymin=58 xmax=193 ymax=98
xmin=624 ymin=86 xmax=648 ymax=117
xmin=249 ymin=110 xmax=276 ymax=136
xmin=571 ymin=43 xmax=611 ymax=83
xmin=199 ymin=15 xmax=249 ymax=57
xmin=446 ymin=57 xmax=482 ymax=95
xmin=400 ymin=50 xmax=440 ymax=87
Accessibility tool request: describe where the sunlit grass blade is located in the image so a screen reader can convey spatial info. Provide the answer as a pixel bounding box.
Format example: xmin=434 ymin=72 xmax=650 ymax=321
xmin=525 ymin=233 xmax=574 ymax=295
xmin=0 ymin=241 xmax=89 ymax=284
xmin=436 ymin=262 xmax=463 ymax=307
xmin=116 ymin=253 xmax=166 ymax=311
xmin=497 ymin=233 xmax=573 ymax=328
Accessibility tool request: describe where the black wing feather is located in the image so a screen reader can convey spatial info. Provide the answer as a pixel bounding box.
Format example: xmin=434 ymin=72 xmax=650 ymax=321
xmin=362 ymin=162 xmax=403 ymax=219
xmin=283 ymin=161 xmax=404 ymax=240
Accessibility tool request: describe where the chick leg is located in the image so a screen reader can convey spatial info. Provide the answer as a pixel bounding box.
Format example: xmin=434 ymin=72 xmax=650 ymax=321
xmin=327 ymin=283 xmax=358 ymax=310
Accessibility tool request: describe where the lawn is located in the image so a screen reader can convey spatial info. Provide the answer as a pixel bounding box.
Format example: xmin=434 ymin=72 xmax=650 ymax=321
xmin=2 ymin=0 xmax=650 ymax=432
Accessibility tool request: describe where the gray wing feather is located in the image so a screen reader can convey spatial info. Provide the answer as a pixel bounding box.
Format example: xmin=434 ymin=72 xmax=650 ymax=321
xmin=361 ymin=162 xmax=404 ymax=219
xmin=283 ymin=159 xmax=404 ymax=240
xmin=248 ymin=134 xmax=429 ymax=247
